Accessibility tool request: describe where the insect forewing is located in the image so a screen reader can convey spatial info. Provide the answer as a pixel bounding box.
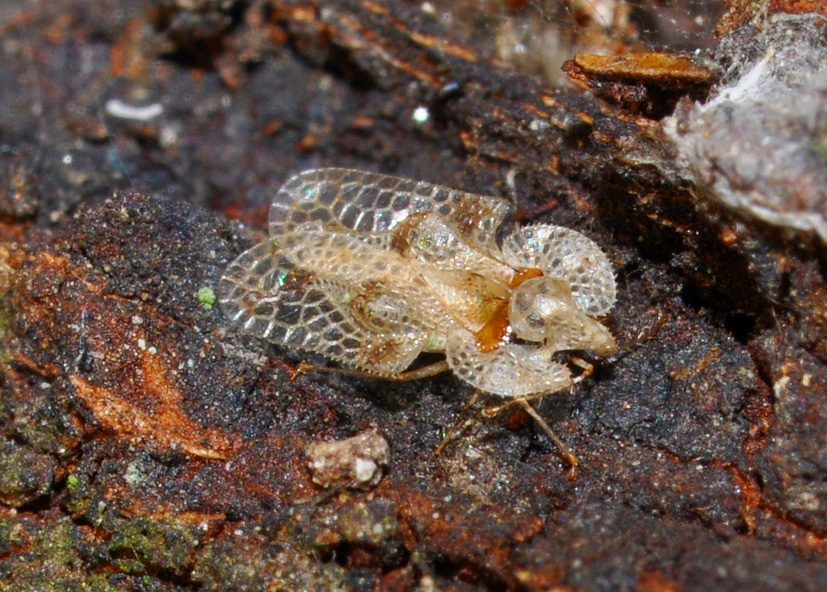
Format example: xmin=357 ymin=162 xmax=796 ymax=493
xmin=217 ymin=237 xmax=427 ymax=374
xmin=500 ymin=224 xmax=616 ymax=316
xmin=269 ymin=168 xmax=512 ymax=251
xmin=445 ymin=329 xmax=572 ymax=397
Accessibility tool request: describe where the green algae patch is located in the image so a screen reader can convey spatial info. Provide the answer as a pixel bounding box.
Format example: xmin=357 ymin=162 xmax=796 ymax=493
xmin=107 ymin=517 xmax=201 ymax=576
xmin=0 ymin=439 xmax=57 ymax=507
xmin=0 ymin=511 xmax=188 ymax=592
xmin=0 ymin=514 xmax=115 ymax=592
xmin=192 ymin=534 xmax=351 ymax=592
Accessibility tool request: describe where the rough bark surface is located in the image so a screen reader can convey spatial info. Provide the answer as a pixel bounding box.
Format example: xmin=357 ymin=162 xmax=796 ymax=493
xmin=1 ymin=1 xmax=826 ymax=591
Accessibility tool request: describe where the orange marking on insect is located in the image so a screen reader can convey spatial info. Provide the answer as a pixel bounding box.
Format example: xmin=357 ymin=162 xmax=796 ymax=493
xmin=510 ymin=267 xmax=544 ymax=289
xmin=474 ymin=301 xmax=511 ymax=354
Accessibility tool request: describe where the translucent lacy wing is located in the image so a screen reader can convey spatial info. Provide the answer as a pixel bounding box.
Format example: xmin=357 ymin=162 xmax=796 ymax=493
xmin=276 ymin=230 xmax=418 ymax=287
xmin=499 ymin=224 xmax=616 ymax=316
xmin=275 ymin=229 xmax=452 ymax=341
xmin=268 ymin=168 xmax=512 ymax=251
xmin=393 ymin=212 xmax=515 ymax=284
xmin=217 ymin=238 xmax=428 ymax=375
xmin=445 ymin=329 xmax=572 ymax=398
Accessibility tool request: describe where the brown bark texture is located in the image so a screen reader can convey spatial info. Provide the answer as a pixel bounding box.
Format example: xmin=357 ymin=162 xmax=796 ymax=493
xmin=1 ymin=0 xmax=826 ymax=590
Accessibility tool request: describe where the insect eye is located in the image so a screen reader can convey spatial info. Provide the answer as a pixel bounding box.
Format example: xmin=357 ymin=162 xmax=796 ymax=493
xmin=526 ymin=310 xmax=546 ymax=329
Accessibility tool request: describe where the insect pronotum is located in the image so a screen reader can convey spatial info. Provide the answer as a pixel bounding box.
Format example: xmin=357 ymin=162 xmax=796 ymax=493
xmin=218 ymin=168 xmax=617 ymax=472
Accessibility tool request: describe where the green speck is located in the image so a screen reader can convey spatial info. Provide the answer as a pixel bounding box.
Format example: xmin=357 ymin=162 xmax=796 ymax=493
xmin=198 ymin=287 xmax=216 ymax=310
xmin=67 ymin=474 xmax=79 ymax=490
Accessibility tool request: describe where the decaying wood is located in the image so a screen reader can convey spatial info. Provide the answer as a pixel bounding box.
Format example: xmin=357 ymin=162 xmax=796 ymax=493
xmin=1 ymin=1 xmax=826 ymax=590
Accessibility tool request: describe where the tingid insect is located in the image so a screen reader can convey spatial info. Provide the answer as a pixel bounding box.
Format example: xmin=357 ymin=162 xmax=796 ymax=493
xmin=218 ymin=168 xmax=617 ymax=471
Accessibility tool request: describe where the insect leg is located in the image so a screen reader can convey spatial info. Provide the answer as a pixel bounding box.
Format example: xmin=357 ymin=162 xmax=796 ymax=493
xmin=434 ymin=390 xmax=482 ymax=456
xmin=570 ymin=356 xmax=594 ymax=382
xmin=293 ymin=360 xmax=451 ymax=382
xmin=389 ymin=360 xmax=451 ymax=381
xmin=482 ymin=398 xmax=578 ymax=478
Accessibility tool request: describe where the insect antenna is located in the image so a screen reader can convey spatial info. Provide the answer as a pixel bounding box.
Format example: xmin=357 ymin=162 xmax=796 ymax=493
xmin=608 ymin=309 xmax=668 ymax=365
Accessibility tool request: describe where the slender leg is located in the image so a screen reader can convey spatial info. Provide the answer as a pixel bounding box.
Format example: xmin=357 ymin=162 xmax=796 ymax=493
xmin=480 ymin=397 xmax=525 ymax=417
xmin=479 ymin=387 xmax=566 ymax=415
xmin=434 ymin=391 xmax=482 ymax=456
xmin=515 ymin=399 xmax=578 ymax=479
xmin=388 ymin=360 xmax=451 ymax=382
xmin=293 ymin=360 xmax=451 ymax=382
xmin=569 ymin=356 xmax=594 ymax=382
xmin=482 ymin=397 xmax=578 ymax=478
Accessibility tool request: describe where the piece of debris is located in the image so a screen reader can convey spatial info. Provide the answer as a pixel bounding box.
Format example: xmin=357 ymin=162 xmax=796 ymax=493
xmin=306 ymin=430 xmax=390 ymax=490
xmin=661 ymin=14 xmax=827 ymax=244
